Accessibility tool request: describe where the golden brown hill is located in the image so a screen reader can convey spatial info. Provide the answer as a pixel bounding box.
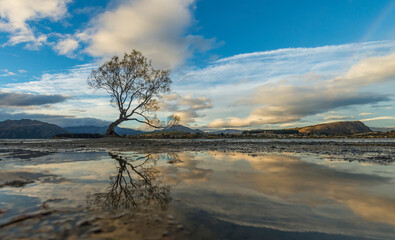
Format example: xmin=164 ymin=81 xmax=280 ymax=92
xmin=296 ymin=121 xmax=371 ymax=135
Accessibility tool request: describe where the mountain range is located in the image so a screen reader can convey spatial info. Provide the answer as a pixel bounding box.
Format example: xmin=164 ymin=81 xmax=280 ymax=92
xmin=0 ymin=119 xmax=391 ymax=139
xmin=0 ymin=119 xmax=67 ymax=139
xmin=0 ymin=120 xmax=202 ymax=139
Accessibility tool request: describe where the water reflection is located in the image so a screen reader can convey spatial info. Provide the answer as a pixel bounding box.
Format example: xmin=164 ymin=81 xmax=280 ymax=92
xmin=163 ymin=152 xmax=213 ymax=185
xmin=234 ymin=153 xmax=395 ymax=226
xmin=1 ymin=150 xmax=395 ymax=239
xmin=162 ymin=152 xmax=395 ymax=239
xmin=87 ymin=152 xmax=171 ymax=210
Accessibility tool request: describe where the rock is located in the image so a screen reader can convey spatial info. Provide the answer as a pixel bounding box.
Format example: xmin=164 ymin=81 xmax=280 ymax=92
xmin=0 ymin=179 xmax=34 ymax=188
xmin=104 ymin=225 xmax=116 ymax=233
xmin=77 ymin=220 xmax=92 ymax=227
xmin=176 ymin=224 xmax=184 ymax=230
xmin=60 ymin=224 xmax=72 ymax=234
xmin=111 ymin=212 xmax=126 ymax=219
xmin=89 ymin=227 xmax=103 ymax=234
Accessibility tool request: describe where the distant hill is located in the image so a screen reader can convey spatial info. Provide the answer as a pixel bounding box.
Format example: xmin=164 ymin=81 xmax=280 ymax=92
xmin=296 ymin=121 xmax=371 ymax=135
xmin=0 ymin=119 xmax=67 ymax=139
xmin=156 ymin=125 xmax=203 ymax=133
xmin=64 ymin=126 xmax=144 ymax=135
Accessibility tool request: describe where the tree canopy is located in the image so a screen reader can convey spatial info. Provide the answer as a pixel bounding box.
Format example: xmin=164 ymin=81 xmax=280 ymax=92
xmin=88 ymin=50 xmax=178 ymax=136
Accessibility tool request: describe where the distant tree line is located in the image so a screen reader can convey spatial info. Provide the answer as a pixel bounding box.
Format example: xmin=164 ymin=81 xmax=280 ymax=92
xmin=242 ymin=129 xmax=299 ymax=135
xmin=54 ymin=133 xmax=103 ymax=139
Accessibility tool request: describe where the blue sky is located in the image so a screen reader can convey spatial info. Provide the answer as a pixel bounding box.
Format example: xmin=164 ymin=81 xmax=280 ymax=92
xmin=194 ymin=0 xmax=395 ymax=55
xmin=0 ymin=0 xmax=394 ymax=129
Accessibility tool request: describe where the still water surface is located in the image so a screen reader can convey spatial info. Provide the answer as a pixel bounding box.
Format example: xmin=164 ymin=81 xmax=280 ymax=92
xmin=0 ymin=150 xmax=395 ymax=239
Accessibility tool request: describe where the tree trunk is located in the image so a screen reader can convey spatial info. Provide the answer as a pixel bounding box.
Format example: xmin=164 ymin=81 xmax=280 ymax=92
xmin=105 ymin=119 xmax=124 ymax=137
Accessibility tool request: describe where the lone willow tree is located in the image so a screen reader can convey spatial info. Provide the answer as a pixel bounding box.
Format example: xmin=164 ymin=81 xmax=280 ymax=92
xmin=88 ymin=50 xmax=178 ymax=136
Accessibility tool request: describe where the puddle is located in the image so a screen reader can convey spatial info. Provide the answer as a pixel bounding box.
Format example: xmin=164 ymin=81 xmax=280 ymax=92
xmin=0 ymin=150 xmax=395 ymax=239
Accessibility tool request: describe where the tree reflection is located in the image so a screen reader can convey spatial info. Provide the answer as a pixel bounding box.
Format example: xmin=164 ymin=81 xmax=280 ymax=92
xmin=87 ymin=152 xmax=171 ymax=210
xmin=166 ymin=152 xmax=183 ymax=165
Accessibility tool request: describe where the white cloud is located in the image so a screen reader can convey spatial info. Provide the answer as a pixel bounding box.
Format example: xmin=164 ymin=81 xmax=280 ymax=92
xmin=330 ymin=52 xmax=395 ymax=88
xmin=178 ymin=95 xmax=213 ymax=110
xmin=54 ymin=37 xmax=79 ymax=56
xmin=209 ymin=111 xmax=300 ymax=128
xmin=161 ymin=94 xmax=212 ymax=125
xmin=0 ymin=0 xmax=70 ymax=48
xmin=77 ymin=0 xmax=214 ymax=68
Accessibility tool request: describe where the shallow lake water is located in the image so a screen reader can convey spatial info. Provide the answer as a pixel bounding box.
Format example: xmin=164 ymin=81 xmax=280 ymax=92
xmin=1 ymin=149 xmax=395 ymax=239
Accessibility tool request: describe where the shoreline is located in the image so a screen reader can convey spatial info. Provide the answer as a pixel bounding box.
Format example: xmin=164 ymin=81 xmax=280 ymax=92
xmin=1 ymin=138 xmax=394 ymax=164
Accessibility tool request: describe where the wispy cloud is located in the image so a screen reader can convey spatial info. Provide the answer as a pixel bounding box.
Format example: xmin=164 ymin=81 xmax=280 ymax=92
xmin=169 ymin=41 xmax=395 ymax=129
xmin=0 ymin=69 xmax=16 ymax=76
xmin=361 ymin=116 xmax=395 ymax=121
xmin=0 ymin=69 xmax=27 ymax=77
xmin=3 ymin=64 xmax=97 ymax=96
xmin=174 ymin=41 xmax=395 ymax=87
xmin=208 ymin=51 xmax=395 ymax=128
